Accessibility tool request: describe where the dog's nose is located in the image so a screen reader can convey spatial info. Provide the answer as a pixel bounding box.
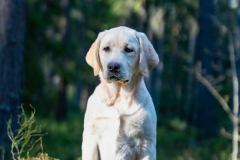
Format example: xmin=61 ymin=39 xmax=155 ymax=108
xmin=108 ymin=62 xmax=121 ymax=73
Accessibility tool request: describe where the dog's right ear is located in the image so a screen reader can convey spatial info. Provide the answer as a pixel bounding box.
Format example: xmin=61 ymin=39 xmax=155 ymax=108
xmin=86 ymin=32 xmax=105 ymax=76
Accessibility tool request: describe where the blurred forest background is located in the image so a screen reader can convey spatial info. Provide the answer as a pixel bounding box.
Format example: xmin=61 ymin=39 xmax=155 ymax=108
xmin=1 ymin=0 xmax=240 ymax=159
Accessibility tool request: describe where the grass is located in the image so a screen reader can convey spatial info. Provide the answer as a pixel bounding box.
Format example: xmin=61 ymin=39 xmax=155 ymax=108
xmin=32 ymin=112 xmax=84 ymax=160
xmin=7 ymin=106 xmax=233 ymax=160
xmin=37 ymin=113 xmax=232 ymax=160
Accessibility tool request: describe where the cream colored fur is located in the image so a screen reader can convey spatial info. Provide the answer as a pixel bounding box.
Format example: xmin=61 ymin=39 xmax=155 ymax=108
xmin=82 ymin=26 xmax=159 ymax=160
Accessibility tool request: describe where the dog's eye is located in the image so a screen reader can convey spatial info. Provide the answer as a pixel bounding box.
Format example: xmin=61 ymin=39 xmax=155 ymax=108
xmin=125 ymin=47 xmax=133 ymax=53
xmin=103 ymin=46 xmax=110 ymax=52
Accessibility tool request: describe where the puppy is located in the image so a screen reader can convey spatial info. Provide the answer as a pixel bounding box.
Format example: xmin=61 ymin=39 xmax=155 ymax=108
xmin=82 ymin=26 xmax=159 ymax=160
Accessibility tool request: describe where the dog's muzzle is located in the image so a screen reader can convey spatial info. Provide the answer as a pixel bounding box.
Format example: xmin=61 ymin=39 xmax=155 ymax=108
xmin=106 ymin=62 xmax=129 ymax=84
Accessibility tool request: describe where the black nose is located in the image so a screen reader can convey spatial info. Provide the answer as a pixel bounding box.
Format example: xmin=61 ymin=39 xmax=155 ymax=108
xmin=107 ymin=62 xmax=121 ymax=73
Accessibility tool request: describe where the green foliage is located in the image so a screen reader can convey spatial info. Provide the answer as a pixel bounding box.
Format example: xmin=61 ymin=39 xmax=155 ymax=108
xmin=156 ymin=126 xmax=232 ymax=160
xmin=7 ymin=105 xmax=47 ymax=160
xmin=6 ymin=105 xmax=232 ymax=160
xmin=36 ymin=112 xmax=84 ymax=160
xmin=15 ymin=153 xmax=58 ymax=160
xmin=0 ymin=146 xmax=5 ymax=160
xmin=28 ymin=153 xmax=59 ymax=160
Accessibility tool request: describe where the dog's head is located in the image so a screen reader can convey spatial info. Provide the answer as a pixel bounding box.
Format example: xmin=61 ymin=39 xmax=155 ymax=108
xmin=86 ymin=26 xmax=159 ymax=84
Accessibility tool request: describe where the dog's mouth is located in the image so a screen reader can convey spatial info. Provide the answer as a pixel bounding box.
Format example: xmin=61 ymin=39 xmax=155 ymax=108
xmin=107 ymin=76 xmax=129 ymax=84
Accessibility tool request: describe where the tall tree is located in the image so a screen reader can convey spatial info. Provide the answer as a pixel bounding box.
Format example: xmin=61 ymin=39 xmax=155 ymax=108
xmin=148 ymin=6 xmax=165 ymax=114
xmin=0 ymin=0 xmax=26 ymax=159
xmin=55 ymin=0 xmax=70 ymax=121
xmin=185 ymin=17 xmax=198 ymax=124
xmin=195 ymin=0 xmax=216 ymax=137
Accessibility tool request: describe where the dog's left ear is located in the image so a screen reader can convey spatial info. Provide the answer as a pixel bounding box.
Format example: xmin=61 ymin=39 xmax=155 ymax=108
xmin=135 ymin=32 xmax=159 ymax=77
xmin=86 ymin=31 xmax=105 ymax=76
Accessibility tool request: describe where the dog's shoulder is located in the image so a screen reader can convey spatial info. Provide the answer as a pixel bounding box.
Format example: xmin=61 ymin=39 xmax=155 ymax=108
xmin=84 ymin=85 xmax=102 ymax=123
xmin=86 ymin=84 xmax=102 ymax=108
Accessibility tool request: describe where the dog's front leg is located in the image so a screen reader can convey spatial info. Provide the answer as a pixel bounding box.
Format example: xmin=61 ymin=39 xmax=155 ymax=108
xmin=82 ymin=108 xmax=99 ymax=159
xmin=82 ymin=128 xmax=99 ymax=160
xmin=82 ymin=96 xmax=100 ymax=160
xmin=138 ymin=140 xmax=156 ymax=160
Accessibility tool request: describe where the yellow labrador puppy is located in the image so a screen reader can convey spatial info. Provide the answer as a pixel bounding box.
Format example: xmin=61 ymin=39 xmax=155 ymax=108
xmin=82 ymin=26 xmax=159 ymax=160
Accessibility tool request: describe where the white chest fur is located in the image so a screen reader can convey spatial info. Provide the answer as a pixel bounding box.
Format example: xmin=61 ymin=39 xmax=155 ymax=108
xmin=82 ymin=82 xmax=157 ymax=160
xmin=95 ymin=100 xmax=148 ymax=160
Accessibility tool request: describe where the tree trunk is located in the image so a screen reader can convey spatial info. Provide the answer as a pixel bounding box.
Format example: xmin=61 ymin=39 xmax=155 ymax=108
xmin=150 ymin=7 xmax=164 ymax=114
xmin=168 ymin=21 xmax=179 ymax=111
xmin=231 ymin=3 xmax=240 ymax=159
xmin=185 ymin=18 xmax=198 ymax=124
xmin=0 ymin=0 xmax=26 ymax=159
xmin=75 ymin=0 xmax=87 ymax=110
xmin=195 ymin=0 xmax=216 ymax=137
xmin=229 ymin=33 xmax=239 ymax=160
xmin=55 ymin=0 xmax=70 ymax=121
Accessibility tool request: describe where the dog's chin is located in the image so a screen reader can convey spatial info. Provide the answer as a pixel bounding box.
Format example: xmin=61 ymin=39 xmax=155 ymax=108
xmin=109 ymin=76 xmax=121 ymax=82
xmin=106 ymin=76 xmax=130 ymax=85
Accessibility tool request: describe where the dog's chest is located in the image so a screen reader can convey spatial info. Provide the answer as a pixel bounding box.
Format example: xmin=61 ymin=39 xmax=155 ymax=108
xmin=96 ymin=104 xmax=146 ymax=159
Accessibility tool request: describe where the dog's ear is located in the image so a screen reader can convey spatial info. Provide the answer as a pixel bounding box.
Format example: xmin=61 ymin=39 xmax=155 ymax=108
xmin=135 ymin=32 xmax=159 ymax=77
xmin=86 ymin=32 xmax=105 ymax=76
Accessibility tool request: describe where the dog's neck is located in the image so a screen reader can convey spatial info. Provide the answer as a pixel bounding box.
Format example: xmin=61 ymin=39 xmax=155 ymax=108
xmin=99 ymin=71 xmax=144 ymax=106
